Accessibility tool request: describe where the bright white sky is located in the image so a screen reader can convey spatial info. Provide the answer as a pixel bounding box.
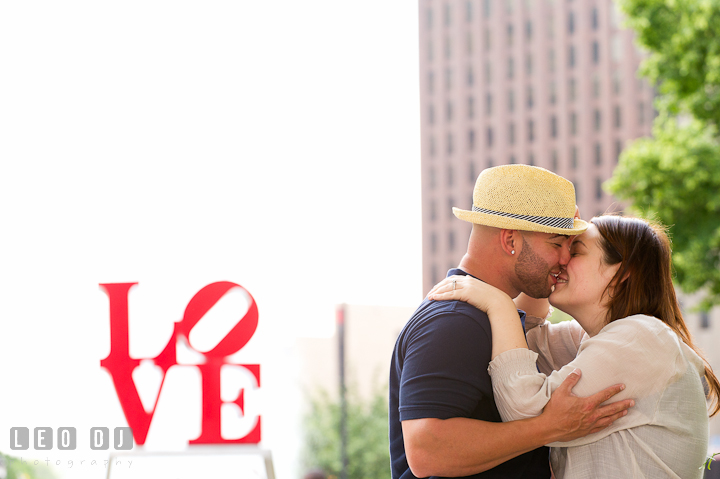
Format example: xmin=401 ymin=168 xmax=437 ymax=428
xmin=0 ymin=2 xmax=420 ymax=478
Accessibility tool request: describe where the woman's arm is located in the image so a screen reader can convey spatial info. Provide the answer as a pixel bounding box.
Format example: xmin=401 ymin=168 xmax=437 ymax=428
xmin=514 ymin=292 xmax=551 ymax=320
xmin=427 ymin=275 xmax=528 ymax=359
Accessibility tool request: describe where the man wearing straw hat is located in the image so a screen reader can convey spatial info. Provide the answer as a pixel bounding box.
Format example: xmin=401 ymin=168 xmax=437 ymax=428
xmin=389 ymin=165 xmax=633 ymax=478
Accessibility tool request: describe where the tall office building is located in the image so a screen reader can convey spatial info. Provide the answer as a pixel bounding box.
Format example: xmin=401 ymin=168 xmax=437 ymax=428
xmin=419 ymin=0 xmax=655 ymax=293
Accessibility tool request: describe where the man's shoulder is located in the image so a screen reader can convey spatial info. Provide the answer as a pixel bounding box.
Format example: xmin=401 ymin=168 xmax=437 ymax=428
xmin=411 ymin=297 xmax=490 ymax=324
xmin=399 ymin=298 xmax=491 ymax=342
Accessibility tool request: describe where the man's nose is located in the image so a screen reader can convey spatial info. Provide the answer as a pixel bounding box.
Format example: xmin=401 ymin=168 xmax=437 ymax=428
xmin=559 ymin=243 xmax=571 ymax=265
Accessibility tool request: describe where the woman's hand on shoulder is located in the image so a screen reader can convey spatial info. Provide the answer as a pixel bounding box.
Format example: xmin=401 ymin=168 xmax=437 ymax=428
xmin=427 ymin=275 xmax=515 ymax=315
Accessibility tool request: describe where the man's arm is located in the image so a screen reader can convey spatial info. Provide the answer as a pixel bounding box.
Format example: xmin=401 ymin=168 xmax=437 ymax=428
xmin=402 ymin=369 xmax=633 ymax=478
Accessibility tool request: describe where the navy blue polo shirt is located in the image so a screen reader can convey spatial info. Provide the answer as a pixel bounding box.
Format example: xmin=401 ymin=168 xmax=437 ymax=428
xmin=389 ymin=268 xmax=550 ymax=479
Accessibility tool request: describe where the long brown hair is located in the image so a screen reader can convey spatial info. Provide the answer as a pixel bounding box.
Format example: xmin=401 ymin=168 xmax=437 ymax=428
xmin=591 ymin=215 xmax=720 ymax=416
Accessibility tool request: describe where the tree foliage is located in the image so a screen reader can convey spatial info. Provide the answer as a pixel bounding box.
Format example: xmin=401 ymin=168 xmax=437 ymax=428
xmin=301 ymin=384 xmax=391 ymax=479
xmin=606 ymin=0 xmax=720 ymax=309
xmin=0 ymin=454 xmax=58 ymax=479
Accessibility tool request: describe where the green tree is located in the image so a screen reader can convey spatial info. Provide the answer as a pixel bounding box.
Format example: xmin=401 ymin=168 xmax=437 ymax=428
xmin=0 ymin=453 xmax=59 ymax=479
xmin=606 ymin=0 xmax=720 ymax=309
xmin=301 ymin=383 xmax=391 ymax=479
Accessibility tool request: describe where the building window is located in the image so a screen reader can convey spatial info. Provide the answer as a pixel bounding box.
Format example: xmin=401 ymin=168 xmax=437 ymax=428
xmin=638 ymin=102 xmax=645 ymax=125
xmin=594 ymin=109 xmax=602 ymax=131
xmin=429 ymin=136 xmax=436 ymax=157
xmin=571 ymin=145 xmax=578 ymax=169
xmin=550 ymin=115 xmax=558 ymax=138
xmin=466 ymin=32 xmax=473 ymax=55
xmin=484 ymin=0 xmax=491 ymax=18
xmin=428 ymin=104 xmax=435 ymax=125
xmin=594 ymin=143 xmax=602 ymax=165
xmin=487 ymin=127 xmax=494 ymax=147
xmin=507 ymin=24 xmax=514 ymax=46
xmin=485 ymin=28 xmax=492 ymax=51
xmin=591 ymin=7 xmax=599 ymax=29
xmin=428 ymin=39 xmax=434 ymax=62
xmin=592 ymin=74 xmax=600 ymax=98
xmin=551 ymin=149 xmax=558 ymax=171
xmin=486 ymin=93 xmax=493 ymax=116
xmin=528 ymin=153 xmax=535 ymax=166
xmin=467 ymin=66 xmax=474 ymax=86
xmin=569 ymin=45 xmax=576 ymax=68
xmin=468 ymin=96 xmax=475 ymax=119
xmin=592 ymin=41 xmax=600 ymax=64
xmin=448 ymin=198 xmax=454 ymax=219
xmin=526 ymin=20 xmax=533 ymax=41
xmin=510 ymin=155 xmax=517 ymax=164
xmin=469 ymin=162 xmax=476 ymax=183
xmin=427 ymin=7 xmax=433 ymax=29
xmin=612 ymin=34 xmax=623 ymax=61
xmin=444 ymin=3 xmax=451 ymax=26
xmin=485 ymin=61 xmax=492 ymax=83
xmin=446 ymin=101 xmax=453 ymax=122
xmin=527 ymin=85 xmax=534 ymax=109
xmin=430 ymin=232 xmax=437 ymax=253
xmin=466 ymin=0 xmax=473 ymax=22
xmin=509 ymin=123 xmax=516 ymax=144
xmin=596 ymin=177 xmax=603 ymax=200
xmin=430 ymin=200 xmax=437 ymax=221
xmin=428 ymin=72 xmax=434 ymax=93
xmin=549 ymin=81 xmax=557 ymax=104
xmin=447 ymin=165 xmax=454 ymax=186
xmin=569 ymin=78 xmax=577 ymax=102
xmin=445 ymin=68 xmax=452 ymax=91
xmin=570 ymin=112 xmax=578 ymax=136
xmin=528 ymin=120 xmax=535 ymax=142
xmin=614 ymin=105 xmax=622 ymax=128
xmin=615 ymin=139 xmax=623 ymax=162
xmin=429 ymin=167 xmax=436 ymax=188
xmin=508 ymin=90 xmax=515 ymax=112
xmin=526 ymin=54 xmax=533 ymax=75
xmin=549 ymin=49 xmax=556 ymax=73
xmin=449 ymin=230 xmax=456 ymax=251
xmin=568 ymin=11 xmax=575 ymax=34
xmin=701 ymin=311 xmax=710 ymax=329
xmin=445 ymin=36 xmax=452 ymax=59
xmin=468 ymin=129 xmax=476 ymax=150
xmin=508 ymin=57 xmax=515 ymax=79
xmin=613 ymin=71 xmax=622 ymax=95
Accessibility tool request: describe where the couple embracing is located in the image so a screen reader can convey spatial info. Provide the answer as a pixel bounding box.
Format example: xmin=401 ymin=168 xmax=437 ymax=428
xmin=389 ymin=165 xmax=717 ymax=479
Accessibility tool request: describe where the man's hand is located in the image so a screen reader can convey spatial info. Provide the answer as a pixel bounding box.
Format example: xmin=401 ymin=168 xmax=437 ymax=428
xmin=540 ymin=368 xmax=634 ymax=443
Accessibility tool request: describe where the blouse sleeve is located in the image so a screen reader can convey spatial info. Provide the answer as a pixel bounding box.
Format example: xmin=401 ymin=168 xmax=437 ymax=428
xmin=526 ymin=319 xmax=587 ymax=375
xmin=488 ymin=315 xmax=685 ymax=447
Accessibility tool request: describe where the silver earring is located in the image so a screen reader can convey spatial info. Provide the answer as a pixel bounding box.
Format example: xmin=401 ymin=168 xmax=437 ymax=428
xmin=511 ymin=250 xmax=515 ymax=255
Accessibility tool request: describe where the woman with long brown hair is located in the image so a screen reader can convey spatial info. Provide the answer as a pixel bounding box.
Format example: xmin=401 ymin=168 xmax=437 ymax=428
xmin=429 ymin=215 xmax=718 ymax=478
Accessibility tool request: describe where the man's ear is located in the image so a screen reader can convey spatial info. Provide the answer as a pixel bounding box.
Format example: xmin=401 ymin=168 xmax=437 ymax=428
xmin=500 ymin=229 xmax=518 ymax=257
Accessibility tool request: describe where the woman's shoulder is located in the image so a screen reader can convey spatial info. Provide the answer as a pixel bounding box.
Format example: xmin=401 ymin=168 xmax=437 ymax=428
xmin=596 ymin=314 xmax=688 ymax=355
xmin=602 ymin=314 xmax=671 ymax=334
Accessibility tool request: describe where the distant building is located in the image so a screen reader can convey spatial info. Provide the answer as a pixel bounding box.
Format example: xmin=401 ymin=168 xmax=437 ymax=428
xmin=419 ymin=0 xmax=654 ymax=293
xmin=683 ymin=296 xmax=720 ymax=441
xmin=295 ymin=304 xmax=415 ymax=401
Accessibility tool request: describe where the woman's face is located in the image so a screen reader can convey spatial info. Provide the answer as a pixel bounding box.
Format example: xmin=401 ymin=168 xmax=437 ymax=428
xmin=549 ymin=224 xmax=621 ymax=335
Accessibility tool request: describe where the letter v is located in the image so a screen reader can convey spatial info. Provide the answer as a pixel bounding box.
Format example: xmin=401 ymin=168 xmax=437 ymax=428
xmin=100 ymin=283 xmax=179 ymax=446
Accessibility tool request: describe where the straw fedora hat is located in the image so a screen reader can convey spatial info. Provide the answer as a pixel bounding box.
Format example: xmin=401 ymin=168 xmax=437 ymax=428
xmin=453 ymin=164 xmax=589 ymax=235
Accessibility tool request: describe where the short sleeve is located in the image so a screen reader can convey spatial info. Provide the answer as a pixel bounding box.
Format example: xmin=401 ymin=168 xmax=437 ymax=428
xmin=399 ymin=311 xmax=493 ymax=420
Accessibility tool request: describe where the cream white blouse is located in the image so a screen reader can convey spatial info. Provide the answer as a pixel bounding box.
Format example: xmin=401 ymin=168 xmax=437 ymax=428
xmin=488 ymin=314 xmax=709 ymax=479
